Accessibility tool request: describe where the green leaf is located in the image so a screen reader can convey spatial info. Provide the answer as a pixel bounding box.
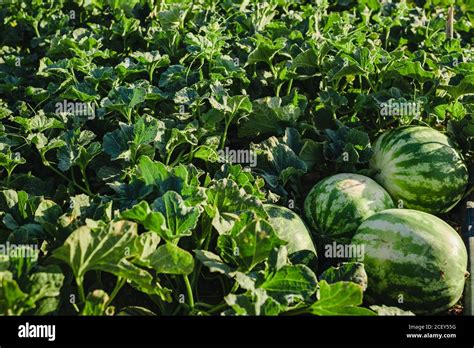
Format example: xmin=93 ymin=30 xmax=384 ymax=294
xmin=60 ymin=82 xmax=98 ymax=102
xmin=0 ymin=146 xmax=25 ymax=176
xmin=137 ymin=157 xmax=174 ymax=188
xmin=224 ymin=288 xmax=281 ymax=316
xmin=299 ymin=139 xmax=325 ymax=169
xmin=267 ymin=246 xmax=288 ymax=272
xmin=292 ymin=47 xmax=319 ymax=68
xmin=159 ymin=65 xmax=193 ymax=92
xmin=319 ymin=88 xmax=348 ymax=112
xmin=52 ymin=221 xmax=136 ymax=282
xmin=251 ymin=134 xmax=307 ymax=195
xmin=151 ymin=191 xmax=200 ymax=241
xmin=440 ymin=74 xmax=474 ymax=100
xmin=323 ymin=126 xmax=373 ymax=171
xmin=209 ymin=94 xmax=252 ymax=115
xmin=57 ymin=129 xmax=100 ymax=172
xmin=103 ymin=117 xmax=165 ymax=162
xmin=137 ymin=156 xmax=204 ymax=201
xmin=120 ymin=201 xmax=151 ymax=223
xmin=387 ymin=60 xmax=434 ymax=83
xmin=143 ymin=211 xmax=168 ymax=236
xmin=147 ymin=243 xmax=194 ymax=275
xmin=246 ymin=35 xmax=286 ymax=67
xmin=217 ymin=211 xmax=286 ymax=272
xmin=132 ymin=51 xmax=170 ymax=66
xmin=213 ymin=164 xmax=266 ymax=200
xmin=260 ymin=264 xmax=317 ymax=302
xmin=117 ymin=306 xmax=157 ymax=316
xmin=157 ymin=7 xmax=188 ymax=30
xmin=319 ymin=262 xmax=368 ymax=291
xmin=194 ymin=249 xmax=234 ymax=276
xmin=52 ymin=220 xmax=159 ymax=296
xmin=12 ymin=113 xmax=63 ymax=133
xmin=115 ymin=59 xmax=147 ymax=79
xmin=193 ymin=145 xmax=220 ymax=162
xmin=238 ymin=96 xmax=305 ymax=137
xmin=33 ymin=297 xmax=61 ymax=315
xmin=205 ymin=179 xmax=267 ymax=234
xmin=101 ymin=86 xmax=147 ymax=121
xmin=0 ymin=271 xmax=29 ymax=315
xmin=26 ymin=265 xmax=65 ymax=307
xmin=130 ymin=231 xmax=161 ymax=264
xmin=34 ymin=199 xmax=62 ymax=238
xmin=432 ymin=102 xmax=466 ymax=121
xmin=308 ymin=280 xmax=375 ymax=316
xmin=8 ymin=224 xmax=46 ymax=245
xmin=369 ymin=305 xmax=415 ymax=316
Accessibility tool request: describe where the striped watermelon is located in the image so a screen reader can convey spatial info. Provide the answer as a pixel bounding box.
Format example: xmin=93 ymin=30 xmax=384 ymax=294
xmin=370 ymin=126 xmax=468 ymax=214
xmin=303 ymin=173 xmax=394 ymax=244
xmin=351 ymin=209 xmax=468 ymax=314
xmin=264 ymin=204 xmax=317 ymax=266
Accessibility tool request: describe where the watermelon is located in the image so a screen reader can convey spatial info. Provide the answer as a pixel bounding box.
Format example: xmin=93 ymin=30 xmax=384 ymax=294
xmin=351 ymin=209 xmax=468 ymax=314
xmin=370 ymin=126 xmax=468 ymax=214
xmin=264 ymin=204 xmax=317 ymax=266
xmin=303 ymin=173 xmax=394 ymax=244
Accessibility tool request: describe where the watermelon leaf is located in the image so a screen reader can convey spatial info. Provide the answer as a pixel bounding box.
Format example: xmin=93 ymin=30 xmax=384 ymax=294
xmin=319 ymin=262 xmax=368 ymax=291
xmin=308 ymin=280 xmax=376 ymax=316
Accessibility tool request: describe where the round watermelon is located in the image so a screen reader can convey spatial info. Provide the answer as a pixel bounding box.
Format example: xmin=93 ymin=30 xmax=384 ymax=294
xmin=351 ymin=209 xmax=468 ymax=314
xmin=303 ymin=173 xmax=394 ymax=244
xmin=264 ymin=204 xmax=317 ymax=266
xmin=370 ymin=126 xmax=468 ymax=214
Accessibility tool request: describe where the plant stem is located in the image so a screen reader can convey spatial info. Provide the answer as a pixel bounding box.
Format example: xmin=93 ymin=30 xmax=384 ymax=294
xmin=220 ymin=118 xmax=232 ymax=150
xmin=195 ymin=302 xmax=214 ymax=309
xmin=207 ymin=302 xmax=228 ymax=314
xmin=191 ymin=218 xmax=213 ymax=289
xmin=149 ymin=65 xmax=156 ymax=83
xmin=33 ymin=23 xmax=40 ymax=38
xmin=464 ymin=186 xmax=474 ymax=198
xmin=183 ymin=275 xmax=195 ymax=309
xmin=149 ymin=294 xmax=167 ymax=315
xmin=80 ymin=168 xmax=93 ymax=195
xmin=76 ymin=277 xmax=86 ymax=304
xmin=166 ymin=145 xmax=177 ymax=165
xmin=106 ymin=277 xmax=126 ymax=307
xmin=188 ymin=144 xmax=195 ymax=163
xmin=72 ymin=302 xmax=81 ymax=313
xmin=5 ymin=171 xmax=12 ymax=187
xmin=70 ymin=169 xmax=78 ymax=187
xmin=169 ymin=148 xmax=187 ymax=166
xmin=46 ymin=164 xmax=90 ymax=195
xmin=276 ymin=82 xmax=282 ymax=97
xmin=230 ymin=280 xmax=239 ymax=293
xmin=385 ymin=27 xmax=390 ymax=50
xmin=199 ymin=58 xmax=205 ymax=81
xmin=286 ymin=79 xmax=293 ymax=96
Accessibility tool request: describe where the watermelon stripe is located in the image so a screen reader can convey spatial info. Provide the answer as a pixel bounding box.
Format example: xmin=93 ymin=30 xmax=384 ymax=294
xmin=304 ymin=173 xmax=394 ymax=244
xmin=370 ymin=126 xmax=468 ymax=214
xmin=352 ymin=209 xmax=468 ymax=314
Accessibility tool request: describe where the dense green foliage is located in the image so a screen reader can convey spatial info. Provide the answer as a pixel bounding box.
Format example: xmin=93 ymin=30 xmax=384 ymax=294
xmin=0 ymin=0 xmax=472 ymax=316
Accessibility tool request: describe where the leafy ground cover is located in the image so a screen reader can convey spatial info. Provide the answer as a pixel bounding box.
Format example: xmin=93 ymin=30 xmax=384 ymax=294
xmin=0 ymin=0 xmax=473 ymax=316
